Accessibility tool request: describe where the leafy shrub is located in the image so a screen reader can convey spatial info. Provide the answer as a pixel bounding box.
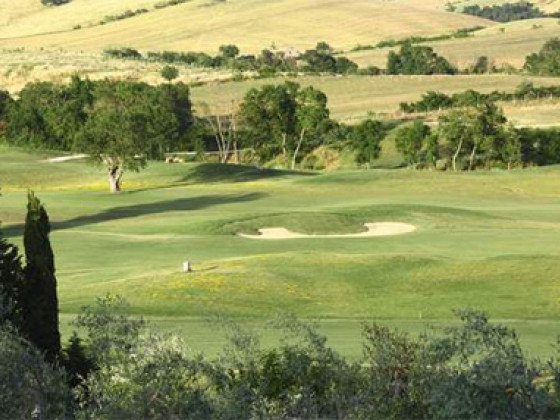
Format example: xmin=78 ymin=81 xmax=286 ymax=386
xmin=154 ymin=0 xmax=191 ymax=9
xmin=41 ymin=0 xmax=71 ymax=6
xmin=388 ymin=42 xmax=457 ymax=75
xmin=525 ymin=37 xmax=560 ymax=76
xmin=0 ymin=326 xmax=70 ymax=418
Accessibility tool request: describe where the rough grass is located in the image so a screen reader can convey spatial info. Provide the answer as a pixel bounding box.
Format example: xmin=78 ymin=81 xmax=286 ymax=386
xmin=2 ymin=147 xmax=560 ymax=358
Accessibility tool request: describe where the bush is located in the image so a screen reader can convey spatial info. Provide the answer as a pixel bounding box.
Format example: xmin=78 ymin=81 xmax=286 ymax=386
xmin=525 ymin=37 xmax=560 ymax=76
xmin=41 ymin=0 xmax=71 ymax=5
xmin=0 ymin=326 xmax=70 ymax=418
xmin=301 ymin=146 xmax=341 ymax=170
xmin=388 ymin=42 xmax=457 ymax=75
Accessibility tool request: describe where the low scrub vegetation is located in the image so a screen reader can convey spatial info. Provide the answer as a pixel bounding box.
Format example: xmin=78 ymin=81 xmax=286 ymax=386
xmin=100 ymin=8 xmax=149 ymax=25
xmin=1 ymin=291 xmax=560 ymax=419
xmin=41 ymin=0 xmax=71 ymax=6
xmin=350 ymin=27 xmax=484 ymax=53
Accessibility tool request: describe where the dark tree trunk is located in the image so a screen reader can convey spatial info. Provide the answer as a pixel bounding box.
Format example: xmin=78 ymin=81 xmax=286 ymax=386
xmin=108 ymin=167 xmax=122 ymax=193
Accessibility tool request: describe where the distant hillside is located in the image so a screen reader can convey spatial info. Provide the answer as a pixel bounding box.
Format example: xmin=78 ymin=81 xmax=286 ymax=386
xmin=0 ymin=0 xmax=492 ymax=53
xmin=451 ymin=0 xmax=560 ymax=13
xmin=346 ymin=18 xmax=560 ymax=69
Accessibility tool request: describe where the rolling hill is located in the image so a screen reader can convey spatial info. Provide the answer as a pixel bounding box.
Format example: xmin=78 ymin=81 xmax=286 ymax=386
xmin=346 ymin=17 xmax=560 ymax=69
xmin=0 ymin=0 xmax=492 ymax=53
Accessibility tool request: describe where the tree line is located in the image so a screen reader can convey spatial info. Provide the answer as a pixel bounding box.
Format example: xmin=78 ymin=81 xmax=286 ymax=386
xmin=3 ymin=76 xmax=560 ymax=191
xmin=350 ymin=27 xmax=484 ymax=53
xmin=399 ymin=81 xmax=560 ymax=114
xmin=105 ymin=42 xmax=366 ymax=76
xmin=1 ymin=200 xmax=560 ymax=418
xmin=1 ymin=76 xmax=194 ymax=192
xmin=105 ymin=35 xmax=560 ymax=78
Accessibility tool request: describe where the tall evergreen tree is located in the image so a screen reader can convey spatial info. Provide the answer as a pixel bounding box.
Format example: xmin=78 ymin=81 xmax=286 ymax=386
xmin=21 ymin=192 xmax=61 ymax=361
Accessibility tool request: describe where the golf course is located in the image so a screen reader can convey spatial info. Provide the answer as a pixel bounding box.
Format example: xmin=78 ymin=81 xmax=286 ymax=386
xmin=1 ymin=145 xmax=560 ymax=358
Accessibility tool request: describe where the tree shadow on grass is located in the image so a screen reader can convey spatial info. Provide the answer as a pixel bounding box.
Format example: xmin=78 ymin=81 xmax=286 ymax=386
xmin=3 ymin=192 xmax=266 ymax=237
xmin=177 ymin=163 xmax=315 ymax=184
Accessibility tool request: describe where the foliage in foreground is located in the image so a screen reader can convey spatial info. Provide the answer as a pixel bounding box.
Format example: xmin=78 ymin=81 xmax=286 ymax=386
xmin=2 ymin=292 xmax=560 ymax=419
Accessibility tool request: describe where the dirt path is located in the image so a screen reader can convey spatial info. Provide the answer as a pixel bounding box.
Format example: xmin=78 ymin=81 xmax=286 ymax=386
xmin=238 ymin=222 xmax=416 ymax=240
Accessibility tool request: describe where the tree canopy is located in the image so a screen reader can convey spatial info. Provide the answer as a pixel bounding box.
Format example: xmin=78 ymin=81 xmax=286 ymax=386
xmin=238 ymin=82 xmax=331 ymax=167
xmin=525 ymin=38 xmax=560 ymax=76
xmin=388 ymin=42 xmax=457 ymax=75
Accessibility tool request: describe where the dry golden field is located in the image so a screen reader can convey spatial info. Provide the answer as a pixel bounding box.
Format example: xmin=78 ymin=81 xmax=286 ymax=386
xmin=347 ymin=18 xmax=560 ymax=69
xmin=0 ymin=0 xmax=491 ymax=53
xmin=452 ymin=0 xmax=560 ymax=13
xmin=188 ymin=74 xmax=560 ymax=124
xmin=0 ymin=49 xmax=233 ymax=93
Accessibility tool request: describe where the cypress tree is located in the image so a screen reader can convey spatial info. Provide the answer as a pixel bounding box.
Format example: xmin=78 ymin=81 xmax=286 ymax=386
xmin=21 ymin=191 xmax=61 ymax=361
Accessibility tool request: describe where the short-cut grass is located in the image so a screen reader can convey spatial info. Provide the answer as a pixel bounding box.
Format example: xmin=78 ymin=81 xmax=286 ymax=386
xmin=2 ymin=145 xmax=560 ymax=358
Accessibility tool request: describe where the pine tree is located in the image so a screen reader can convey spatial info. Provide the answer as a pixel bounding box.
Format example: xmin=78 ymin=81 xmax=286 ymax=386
xmin=21 ymin=191 xmax=61 ymax=361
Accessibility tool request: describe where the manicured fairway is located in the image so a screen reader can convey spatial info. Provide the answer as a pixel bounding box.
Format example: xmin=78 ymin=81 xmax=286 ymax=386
xmin=2 ymin=146 xmax=560 ymax=358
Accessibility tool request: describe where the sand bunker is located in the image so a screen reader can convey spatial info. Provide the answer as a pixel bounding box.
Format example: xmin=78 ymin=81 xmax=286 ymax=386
xmin=45 ymin=154 xmax=87 ymax=163
xmin=238 ymin=222 xmax=416 ymax=240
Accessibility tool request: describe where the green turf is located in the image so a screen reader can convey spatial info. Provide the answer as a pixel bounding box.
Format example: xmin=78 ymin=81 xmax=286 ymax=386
xmin=2 ymin=146 xmax=560 ymax=359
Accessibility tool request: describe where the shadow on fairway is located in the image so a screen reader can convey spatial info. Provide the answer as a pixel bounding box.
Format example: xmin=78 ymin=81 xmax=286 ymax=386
xmin=3 ymin=192 xmax=266 ymax=236
xmin=178 ymin=163 xmax=315 ymax=184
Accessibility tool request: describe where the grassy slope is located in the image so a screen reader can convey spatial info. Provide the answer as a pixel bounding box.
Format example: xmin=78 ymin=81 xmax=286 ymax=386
xmin=347 ymin=18 xmax=560 ymax=69
xmin=2 ymin=146 xmax=560 ymax=358
xmin=189 ymin=74 xmax=560 ymax=124
xmin=0 ymin=0 xmax=491 ymax=52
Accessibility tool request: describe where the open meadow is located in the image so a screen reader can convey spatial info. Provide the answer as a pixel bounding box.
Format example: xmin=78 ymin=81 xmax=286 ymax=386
xmin=1 ymin=145 xmax=560 ymax=358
